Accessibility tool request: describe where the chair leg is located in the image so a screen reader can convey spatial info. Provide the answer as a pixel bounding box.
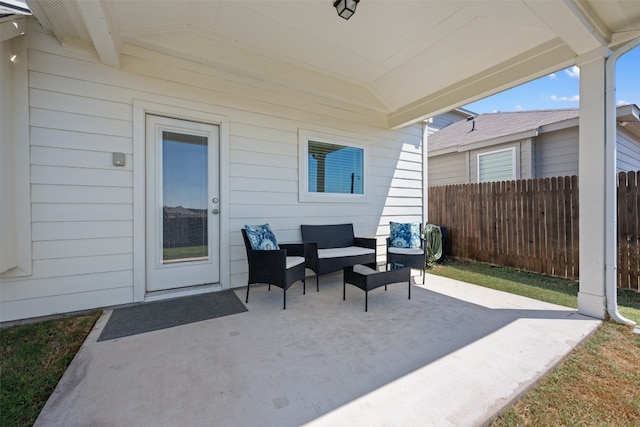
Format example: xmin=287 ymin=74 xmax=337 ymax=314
xmin=283 ymin=288 xmax=286 ymax=310
xmin=245 ymin=282 xmax=250 ymax=303
xmin=422 ymin=268 xmax=426 ymax=284
xmin=303 ymin=278 xmax=306 ymax=295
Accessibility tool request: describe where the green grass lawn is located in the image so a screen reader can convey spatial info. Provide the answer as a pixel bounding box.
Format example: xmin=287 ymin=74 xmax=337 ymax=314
xmin=163 ymin=245 xmax=207 ymax=261
xmin=0 ymin=312 xmax=101 ymax=427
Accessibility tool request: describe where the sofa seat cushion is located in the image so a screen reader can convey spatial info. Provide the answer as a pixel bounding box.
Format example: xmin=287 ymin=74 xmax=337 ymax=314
xmin=389 ymin=247 xmax=424 ymax=255
xmin=286 ymin=256 xmax=305 ymax=269
xmin=318 ymin=246 xmax=375 ymax=259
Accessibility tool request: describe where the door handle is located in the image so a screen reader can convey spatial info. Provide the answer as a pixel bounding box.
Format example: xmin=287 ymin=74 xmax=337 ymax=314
xmin=212 ymin=209 xmax=219 ymax=215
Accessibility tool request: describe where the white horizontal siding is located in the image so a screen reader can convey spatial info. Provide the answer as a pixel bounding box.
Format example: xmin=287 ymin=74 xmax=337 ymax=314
xmin=30 ymin=108 xmax=132 ymax=137
xmin=32 ymin=204 xmax=132 ymax=222
xmin=1 ymin=271 xmax=132 ymax=301
xmin=1 ymin=28 xmax=422 ymax=322
xmin=31 ymin=146 xmax=131 ymax=170
xmin=31 ymin=165 xmax=133 ymax=187
xmin=33 ymin=237 xmax=132 ymax=260
xmin=1 ymin=287 xmax=132 ymax=322
xmin=428 ymin=152 xmax=468 ymax=186
xmin=616 ymin=128 xmax=640 ymax=172
xmin=535 ymin=128 xmax=579 ymax=178
xmin=33 ymin=221 xmax=131 ymax=241
xmin=32 ymin=254 xmax=133 ymax=279
xmin=427 ymin=111 xmax=467 ymax=135
xmin=30 ymin=88 xmax=132 ymax=121
xmin=31 ymin=127 xmax=132 ymax=153
xmin=32 ymin=185 xmax=132 ymax=204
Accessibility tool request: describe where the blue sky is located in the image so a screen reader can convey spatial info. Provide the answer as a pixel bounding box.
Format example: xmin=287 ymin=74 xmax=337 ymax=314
xmin=464 ymin=46 xmax=639 ymax=114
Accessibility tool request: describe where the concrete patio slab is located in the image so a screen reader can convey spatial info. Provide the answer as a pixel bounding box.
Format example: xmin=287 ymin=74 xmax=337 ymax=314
xmin=35 ymin=272 xmax=601 ymax=427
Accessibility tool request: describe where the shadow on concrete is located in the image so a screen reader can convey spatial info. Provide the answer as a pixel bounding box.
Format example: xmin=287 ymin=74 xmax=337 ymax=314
xmin=35 ymin=272 xmax=600 ymax=427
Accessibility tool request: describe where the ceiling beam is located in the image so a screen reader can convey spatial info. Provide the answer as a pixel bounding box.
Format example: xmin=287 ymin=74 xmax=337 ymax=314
xmin=387 ymin=39 xmax=575 ymax=129
xmin=522 ymin=0 xmax=609 ymax=55
xmin=75 ymin=0 xmax=121 ymax=68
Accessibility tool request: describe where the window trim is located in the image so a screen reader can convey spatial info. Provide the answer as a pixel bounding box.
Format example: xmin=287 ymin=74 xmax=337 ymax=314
xmin=477 ymin=147 xmax=517 ymax=183
xmin=298 ymin=129 xmax=368 ymax=203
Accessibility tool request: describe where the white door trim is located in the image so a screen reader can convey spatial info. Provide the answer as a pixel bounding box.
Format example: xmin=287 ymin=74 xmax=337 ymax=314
xmin=133 ymin=100 xmax=230 ymax=303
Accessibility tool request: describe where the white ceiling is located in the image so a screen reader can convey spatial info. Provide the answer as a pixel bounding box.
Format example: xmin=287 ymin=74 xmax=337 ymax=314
xmin=25 ymin=0 xmax=640 ymax=127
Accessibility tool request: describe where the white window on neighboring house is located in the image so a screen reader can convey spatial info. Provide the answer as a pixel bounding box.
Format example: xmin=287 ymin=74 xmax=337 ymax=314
xmin=299 ymin=130 xmax=367 ymax=203
xmin=477 ymin=147 xmax=516 ymax=182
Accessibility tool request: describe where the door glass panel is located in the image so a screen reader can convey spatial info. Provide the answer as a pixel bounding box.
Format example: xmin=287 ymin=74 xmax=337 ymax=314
xmin=162 ymin=131 xmax=208 ymax=263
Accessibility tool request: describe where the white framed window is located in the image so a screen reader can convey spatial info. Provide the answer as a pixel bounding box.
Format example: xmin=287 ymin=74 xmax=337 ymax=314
xmin=477 ymin=147 xmax=516 ymax=182
xmin=299 ymin=130 xmax=367 ymax=203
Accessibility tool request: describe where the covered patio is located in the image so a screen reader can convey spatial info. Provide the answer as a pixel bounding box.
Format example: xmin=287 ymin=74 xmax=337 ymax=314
xmin=35 ymin=272 xmax=600 ymax=426
xmin=2 ymin=0 xmax=639 ymax=323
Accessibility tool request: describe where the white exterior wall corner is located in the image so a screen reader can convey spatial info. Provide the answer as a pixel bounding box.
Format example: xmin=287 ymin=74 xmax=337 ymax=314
xmin=616 ymin=127 xmax=640 ymax=172
xmin=0 ymin=29 xmax=423 ymax=322
xmin=0 ymin=34 xmax=31 ymax=278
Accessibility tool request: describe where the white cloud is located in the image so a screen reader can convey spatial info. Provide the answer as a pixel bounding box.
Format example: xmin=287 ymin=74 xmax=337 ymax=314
xmin=514 ymin=105 xmax=523 ymax=111
xmin=617 ymin=99 xmax=631 ymax=106
xmin=550 ymin=95 xmax=580 ymax=103
xmin=548 ymin=73 xmax=558 ymax=80
xmin=565 ymin=66 xmax=580 ymax=80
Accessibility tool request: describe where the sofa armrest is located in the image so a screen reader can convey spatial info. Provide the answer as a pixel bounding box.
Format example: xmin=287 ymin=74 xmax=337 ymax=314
xmin=279 ymin=242 xmax=304 ymax=257
xmin=354 ymin=236 xmax=377 ymax=250
xmin=303 ymin=241 xmax=319 ymax=272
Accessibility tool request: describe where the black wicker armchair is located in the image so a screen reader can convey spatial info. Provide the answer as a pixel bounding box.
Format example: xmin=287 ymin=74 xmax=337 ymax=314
xmin=241 ymin=229 xmax=307 ymax=309
xmin=386 ymin=224 xmax=427 ymax=284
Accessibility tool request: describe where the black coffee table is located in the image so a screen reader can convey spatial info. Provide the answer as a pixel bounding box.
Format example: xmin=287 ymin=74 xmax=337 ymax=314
xmin=343 ymin=264 xmax=411 ymax=311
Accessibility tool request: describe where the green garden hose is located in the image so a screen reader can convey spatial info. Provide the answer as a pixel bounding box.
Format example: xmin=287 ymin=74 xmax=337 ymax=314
xmin=424 ymin=224 xmax=443 ymax=267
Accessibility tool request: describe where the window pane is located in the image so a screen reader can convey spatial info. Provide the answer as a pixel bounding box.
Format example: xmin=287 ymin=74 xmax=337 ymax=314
xmin=308 ymin=141 xmax=364 ymax=194
xmin=162 ymin=131 xmax=208 ymax=262
xmin=479 ymin=150 xmax=514 ymax=182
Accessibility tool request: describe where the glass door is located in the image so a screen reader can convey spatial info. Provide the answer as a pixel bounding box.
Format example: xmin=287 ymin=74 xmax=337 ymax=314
xmin=146 ymin=115 xmax=220 ymax=292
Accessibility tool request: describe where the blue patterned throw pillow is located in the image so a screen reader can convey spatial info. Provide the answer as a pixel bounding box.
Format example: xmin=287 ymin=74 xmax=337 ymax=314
xmin=390 ymin=222 xmax=421 ymax=249
xmin=244 ymin=224 xmax=280 ymax=250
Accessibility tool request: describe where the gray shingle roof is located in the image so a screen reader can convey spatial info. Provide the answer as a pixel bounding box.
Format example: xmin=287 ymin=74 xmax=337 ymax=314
xmin=428 ymin=109 xmax=580 ymax=152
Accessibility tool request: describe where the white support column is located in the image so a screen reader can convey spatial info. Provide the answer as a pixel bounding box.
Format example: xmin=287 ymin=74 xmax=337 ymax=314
xmin=577 ymin=48 xmax=609 ymax=319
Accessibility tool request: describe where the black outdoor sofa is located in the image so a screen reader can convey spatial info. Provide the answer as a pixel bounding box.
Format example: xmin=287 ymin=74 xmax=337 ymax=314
xmin=301 ymin=223 xmax=377 ymax=290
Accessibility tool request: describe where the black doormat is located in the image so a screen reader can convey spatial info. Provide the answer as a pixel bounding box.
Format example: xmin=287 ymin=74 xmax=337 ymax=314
xmin=97 ymin=290 xmax=247 ymax=342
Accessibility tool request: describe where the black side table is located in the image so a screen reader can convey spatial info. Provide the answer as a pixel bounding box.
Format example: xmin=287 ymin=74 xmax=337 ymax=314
xmin=343 ymin=264 xmax=411 ymax=311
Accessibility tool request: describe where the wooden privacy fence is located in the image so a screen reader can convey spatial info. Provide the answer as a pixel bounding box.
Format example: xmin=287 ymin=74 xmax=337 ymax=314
xmin=429 ymin=172 xmax=640 ymax=292
xmin=618 ymin=171 xmax=640 ymax=291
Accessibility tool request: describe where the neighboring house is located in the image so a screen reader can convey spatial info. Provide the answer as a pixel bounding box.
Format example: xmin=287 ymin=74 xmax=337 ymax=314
xmin=425 ymin=108 xmax=476 ymax=137
xmin=428 ymin=105 xmax=640 ymax=186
